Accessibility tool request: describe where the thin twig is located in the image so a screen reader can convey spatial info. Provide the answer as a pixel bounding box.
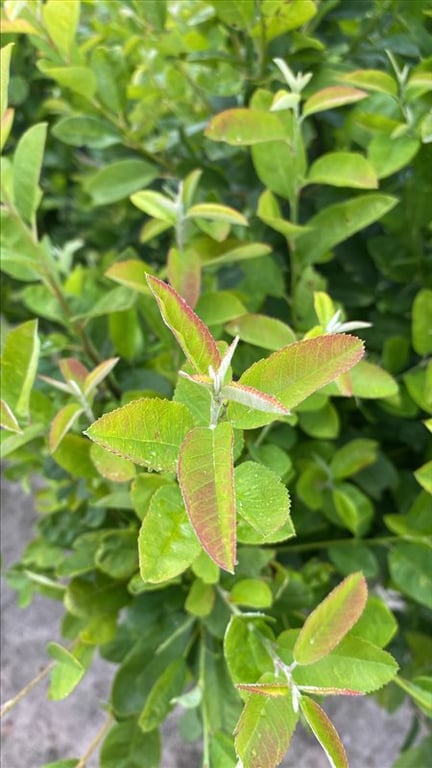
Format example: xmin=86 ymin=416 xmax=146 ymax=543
xmin=0 ymin=661 xmax=55 ymax=719
xmin=76 ymin=715 xmax=113 ymax=768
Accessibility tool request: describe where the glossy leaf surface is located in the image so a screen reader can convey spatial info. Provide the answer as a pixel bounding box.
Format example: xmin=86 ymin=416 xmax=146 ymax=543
xmin=300 ymin=696 xmax=348 ymax=768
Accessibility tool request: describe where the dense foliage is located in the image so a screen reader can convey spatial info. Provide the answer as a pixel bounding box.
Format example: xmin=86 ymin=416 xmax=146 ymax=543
xmin=1 ymin=1 xmax=431 ymax=767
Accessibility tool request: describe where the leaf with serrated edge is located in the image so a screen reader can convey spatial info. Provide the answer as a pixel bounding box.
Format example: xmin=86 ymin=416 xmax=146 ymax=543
xmin=234 ymin=679 xmax=298 ymax=768
xmin=300 ymin=696 xmax=348 ymax=768
xmin=294 ymin=573 xmax=368 ymax=666
xmin=298 ymin=686 xmax=363 ymax=696
xmin=85 ymin=398 xmax=194 ymax=473
xmin=236 ymin=683 xmax=289 ymax=696
xmin=222 ymin=383 xmax=290 ymax=415
xmin=146 ymin=275 xmax=221 ymax=374
xmin=178 ymin=423 xmax=235 ymax=572
xmin=49 ymin=403 xmax=84 ymax=452
xmin=83 ymin=357 xmax=119 ymax=396
xmin=228 ymin=335 xmax=364 ymax=429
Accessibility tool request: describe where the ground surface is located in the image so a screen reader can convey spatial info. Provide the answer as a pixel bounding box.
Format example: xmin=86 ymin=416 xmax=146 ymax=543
xmin=1 ymin=477 xmax=418 ymax=767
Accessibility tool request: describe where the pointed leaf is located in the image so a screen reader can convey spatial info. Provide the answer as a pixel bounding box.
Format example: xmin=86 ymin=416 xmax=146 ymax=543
xmin=178 ymin=422 xmax=236 ymax=572
xmin=388 ymin=542 xmax=432 ymax=609
xmin=205 ymin=108 xmax=287 ymax=145
xmin=49 ymin=403 xmax=83 ymax=452
xmin=85 ymin=398 xmax=194 ymax=472
xmin=340 ymin=69 xmax=397 ymax=95
xmin=146 ymin=274 xmax=221 ymax=374
xmin=257 ymin=190 xmax=310 ymax=239
xmin=83 ymin=159 xmax=157 ymax=206
xmin=83 ymin=357 xmax=119 ymax=396
xmin=222 ymin=383 xmax=290 ymax=415
xmin=139 ymin=485 xmax=201 ymax=583
xmin=187 ymin=203 xmax=248 ymax=226
xmin=139 ymin=658 xmax=186 ymax=732
xmin=294 ymin=573 xmax=368 ymax=665
xmin=236 ymin=682 xmax=289 ymax=697
xmin=13 ymin=123 xmax=47 ymax=224
xmin=0 ymin=400 xmax=22 ymax=434
xmin=130 ymin=190 xmax=177 ymax=222
xmin=167 ymin=247 xmax=201 ymax=309
xmin=234 ymin=684 xmax=298 ymax=768
xmin=58 ymin=357 xmax=89 ymax=389
xmin=412 ymin=289 xmax=432 ymax=356
xmin=1 ymin=319 xmax=40 ymax=419
xmin=90 ymin=443 xmax=136 ymax=483
xmin=296 ymin=194 xmax=398 ymax=264
xmin=300 ymin=696 xmax=348 ymax=768
xmin=303 ymin=86 xmax=368 ymax=117
xmin=1 ymin=43 xmax=13 ymax=119
xmin=368 ymin=134 xmax=420 ymax=179
xmin=228 ymin=335 xmax=364 ymax=429
xmin=230 ymin=579 xmax=273 ymax=609
xmin=42 ymin=0 xmax=80 ymax=61
xmin=307 ymin=152 xmax=378 ymax=189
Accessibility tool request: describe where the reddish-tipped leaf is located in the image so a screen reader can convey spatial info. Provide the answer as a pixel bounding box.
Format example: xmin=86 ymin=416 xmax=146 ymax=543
xmin=300 ymin=696 xmax=349 ymax=768
xmin=178 ymin=422 xmax=236 ymax=572
xmin=294 ymin=572 xmax=368 ymax=666
xmin=146 ymin=274 xmax=221 ymax=374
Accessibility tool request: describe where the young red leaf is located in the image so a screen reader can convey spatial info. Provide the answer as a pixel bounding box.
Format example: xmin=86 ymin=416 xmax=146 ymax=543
xmin=49 ymin=403 xmax=84 ymax=453
xmin=83 ymin=357 xmax=119 ymax=396
xmin=228 ymin=334 xmax=364 ymax=429
xmin=146 ymin=274 xmax=221 ymax=374
xmin=221 ymin=382 xmax=290 ymax=416
xmin=85 ymin=398 xmax=195 ymax=472
xmin=177 ymin=422 xmax=236 ymax=572
xmin=58 ymin=357 xmax=89 ymax=388
xmin=294 ymin=572 xmax=368 ymax=666
xmin=300 ymin=696 xmax=349 ymax=768
xmin=167 ymin=247 xmax=201 ymax=309
xmin=234 ymin=685 xmax=298 ymax=768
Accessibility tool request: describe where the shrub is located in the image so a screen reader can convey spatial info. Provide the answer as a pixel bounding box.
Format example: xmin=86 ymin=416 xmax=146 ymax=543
xmin=1 ymin=1 xmax=431 ymax=767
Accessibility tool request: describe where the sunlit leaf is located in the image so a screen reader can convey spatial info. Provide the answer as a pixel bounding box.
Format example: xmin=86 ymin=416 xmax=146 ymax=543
xmin=105 ymin=259 xmax=154 ymax=293
xmin=300 ymin=696 xmax=348 ymax=768
xmin=90 ymin=443 xmax=135 ymax=483
xmin=1 ymin=319 xmax=40 ymax=419
xmin=303 ymin=86 xmax=368 ymax=117
xmin=222 ymin=383 xmax=290 ymax=415
xmin=167 ymin=247 xmax=201 ymax=309
xmin=205 ymin=109 xmax=287 ymax=145
xmin=226 ymin=313 xmax=296 ymax=350
xmin=0 ymin=399 xmax=22 ymax=434
xmin=47 ymin=642 xmax=85 ymax=701
xmin=340 ymin=69 xmax=397 ymax=95
xmin=307 ymin=152 xmax=378 ymax=189
xmin=85 ymin=398 xmax=194 ymax=472
xmin=83 ymin=357 xmax=119 ymax=396
xmin=187 ymin=203 xmax=248 ymax=226
xmin=130 ymin=190 xmax=177 ymax=223
xmin=294 ymin=572 xmax=368 ymax=665
xmin=178 ymin=422 xmax=236 ymax=572
xmin=412 ymin=289 xmax=432 ymax=356
xmin=49 ymin=403 xmax=83 ymax=453
xmin=388 ymin=542 xmax=432 ymax=609
xmin=146 ymin=274 xmax=221 ymax=374
xmin=13 ymin=123 xmax=47 ymax=224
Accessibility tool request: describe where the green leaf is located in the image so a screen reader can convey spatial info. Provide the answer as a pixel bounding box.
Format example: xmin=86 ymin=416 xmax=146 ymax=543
xmin=331 ymin=483 xmax=374 ymax=536
xmin=1 ymin=43 xmax=13 ymax=119
xmin=195 ymin=290 xmax=247 ymax=325
xmin=228 ymin=335 xmax=364 ymax=429
xmin=1 ymin=106 xmax=14 ymax=152
xmin=257 ymin=189 xmax=311 ymax=239
xmin=230 ymin=579 xmax=273 ymax=608
xmin=37 ymin=62 xmax=97 ymax=100
xmin=307 ymin=152 xmax=378 ymax=189
xmin=96 ymin=531 xmax=138 ymax=580
xmin=85 ymin=398 xmax=194 ymax=473
xmin=0 ymin=422 xmax=44 ymax=459
xmin=187 ymin=203 xmax=248 ymax=226
xmin=73 ymin=286 xmax=135 ymax=320
xmin=283 ymin=634 xmax=399 ymax=694
xmin=105 ymin=259 xmax=154 ymax=294
xmin=83 ymin=160 xmax=158 ymax=206
xmin=388 ymin=542 xmax=432 ymax=609
xmin=395 ymin=676 xmax=432 ymax=716
xmin=90 ymin=443 xmax=135 ymax=483
xmin=1 ymin=319 xmax=40 ymax=419
xmin=412 ymin=289 xmax=432 ymax=356
xmin=349 ymin=596 xmax=397 ymax=648
xmin=65 ymin=572 xmax=129 ymax=619
xmin=41 ymin=761 xmax=79 ymax=768
xmin=191 ymin=550 xmax=219 ymax=584
xmin=100 ymin=719 xmax=160 ymax=768
xmin=294 ymin=573 xmax=368 ymax=665
xmin=139 ymin=659 xmax=186 ymax=732
xmin=298 ymin=401 xmax=340 ymax=439
xmin=414 ymin=461 xmax=432 ymax=494
xmin=205 ymin=109 xmax=287 ymax=145
xmin=340 ymin=69 xmax=397 ymax=95
xmin=368 ymin=134 xmax=420 ymax=179
xmin=234 ymin=682 xmax=298 ymax=768
xmin=167 ymin=246 xmax=201 ymax=309
xmin=178 ymin=422 xmax=236 ymax=572
xmin=224 ymin=615 xmax=274 ymax=686
xmin=13 ymin=123 xmax=47 ymax=224
xmin=42 ymin=0 xmax=80 ymax=61
xmin=130 ymin=190 xmax=177 ymax=223
xmin=296 ymin=194 xmax=398 ymax=264
xmin=185 ymin=579 xmax=215 ymax=616
xmin=235 ymin=461 xmax=292 ymax=537
xmin=392 ymin=736 xmax=432 ymax=768
xmin=222 ymin=383 xmax=290 ymax=416
xmin=47 ymin=642 xmax=85 ymax=700
xmin=350 ymin=361 xmax=398 ymax=399
xmin=49 ymin=403 xmax=83 ymax=452
xmin=146 ymin=275 xmax=221 ymax=374
xmin=212 ymin=0 xmax=256 ymax=28
xmin=303 ymin=86 xmax=368 ymax=117
xmin=52 ymin=115 xmax=121 ymax=148
xmin=328 ymin=545 xmax=379 ymax=580
xmin=0 ymin=399 xmax=22 ymax=434
xmin=83 ymin=357 xmax=119 ymax=397
xmin=138 ymin=485 xmax=201 ymax=583
xmin=300 ymin=696 xmax=348 ymax=768
xmin=330 ymin=439 xmax=378 ymax=479
xmin=226 ymin=313 xmax=296 ymax=350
